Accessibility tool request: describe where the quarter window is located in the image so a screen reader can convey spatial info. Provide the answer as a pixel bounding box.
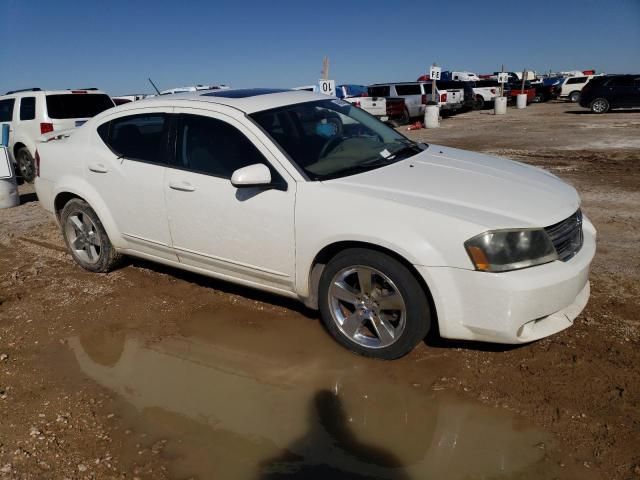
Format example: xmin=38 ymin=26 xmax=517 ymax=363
xmin=19 ymin=97 xmax=36 ymax=120
xmin=0 ymin=99 xmax=15 ymax=122
xmin=175 ymin=114 xmax=268 ymax=179
xmin=97 ymin=114 xmax=167 ymax=163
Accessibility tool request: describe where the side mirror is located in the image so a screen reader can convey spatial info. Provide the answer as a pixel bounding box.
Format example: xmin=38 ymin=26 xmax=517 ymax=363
xmin=230 ymin=163 xmax=272 ymax=188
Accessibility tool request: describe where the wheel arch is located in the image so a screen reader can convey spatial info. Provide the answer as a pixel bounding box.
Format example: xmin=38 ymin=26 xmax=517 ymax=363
xmin=304 ymin=240 xmax=438 ymax=325
xmin=52 ymin=184 xmax=125 ymax=249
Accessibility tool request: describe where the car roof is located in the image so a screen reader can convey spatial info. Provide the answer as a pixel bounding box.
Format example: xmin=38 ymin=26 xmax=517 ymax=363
xmin=106 ymin=88 xmax=331 ymax=114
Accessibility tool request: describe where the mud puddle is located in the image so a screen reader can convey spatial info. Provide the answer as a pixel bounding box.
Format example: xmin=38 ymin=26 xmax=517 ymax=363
xmin=60 ymin=304 xmax=581 ymax=480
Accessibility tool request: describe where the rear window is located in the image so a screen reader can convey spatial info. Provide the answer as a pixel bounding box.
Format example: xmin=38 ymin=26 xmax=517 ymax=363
xmin=368 ymin=86 xmax=390 ymax=97
xmin=46 ymin=93 xmax=114 ymax=119
xmin=394 ymin=84 xmax=422 ymax=96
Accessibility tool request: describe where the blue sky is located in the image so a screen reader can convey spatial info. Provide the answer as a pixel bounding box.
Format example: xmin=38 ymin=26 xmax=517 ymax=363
xmin=1 ymin=0 xmax=638 ymax=95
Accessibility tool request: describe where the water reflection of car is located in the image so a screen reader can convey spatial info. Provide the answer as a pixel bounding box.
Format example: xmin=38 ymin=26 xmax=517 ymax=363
xmin=36 ymin=88 xmax=595 ymax=359
xmin=67 ymin=326 xmax=552 ymax=479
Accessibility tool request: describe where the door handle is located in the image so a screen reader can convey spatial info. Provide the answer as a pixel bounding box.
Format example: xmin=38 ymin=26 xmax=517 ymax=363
xmin=169 ymin=180 xmax=196 ymax=192
xmin=88 ymin=163 xmax=108 ymax=173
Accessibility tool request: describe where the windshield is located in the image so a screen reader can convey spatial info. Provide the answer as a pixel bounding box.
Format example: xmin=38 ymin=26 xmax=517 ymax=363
xmin=250 ymin=99 xmax=424 ymax=181
xmin=46 ymin=94 xmax=114 ymax=119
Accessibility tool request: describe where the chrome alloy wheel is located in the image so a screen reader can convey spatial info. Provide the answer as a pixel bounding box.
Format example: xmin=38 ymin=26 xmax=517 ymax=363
xmin=328 ymin=266 xmax=407 ymax=349
xmin=65 ymin=213 xmax=102 ymax=265
xmin=592 ymin=99 xmax=608 ymax=113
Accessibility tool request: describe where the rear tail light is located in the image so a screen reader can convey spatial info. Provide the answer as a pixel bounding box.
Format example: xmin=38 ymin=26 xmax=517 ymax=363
xmin=35 ymin=150 xmax=40 ymax=177
xmin=40 ymin=123 xmax=54 ymax=134
xmin=70 ymin=90 xmax=87 ymax=94
xmin=440 ymin=93 xmax=447 ymax=102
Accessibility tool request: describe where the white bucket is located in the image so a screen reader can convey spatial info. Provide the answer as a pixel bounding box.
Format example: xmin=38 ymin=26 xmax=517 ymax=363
xmin=516 ymin=94 xmax=528 ymax=109
xmin=494 ymin=97 xmax=507 ymax=115
xmin=0 ymin=147 xmax=19 ymax=209
xmin=424 ymin=105 xmax=440 ymax=128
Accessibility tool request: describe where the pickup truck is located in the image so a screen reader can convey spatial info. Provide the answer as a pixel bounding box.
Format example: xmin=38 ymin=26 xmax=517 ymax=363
xmin=435 ymin=80 xmax=473 ymax=112
xmin=334 ymin=84 xmax=407 ymax=125
xmin=469 ymin=79 xmax=499 ymax=109
xmin=505 ymin=81 xmax=536 ymax=104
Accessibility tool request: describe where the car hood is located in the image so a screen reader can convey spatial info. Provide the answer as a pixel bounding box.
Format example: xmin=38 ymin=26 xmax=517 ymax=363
xmin=324 ymin=145 xmax=580 ymax=228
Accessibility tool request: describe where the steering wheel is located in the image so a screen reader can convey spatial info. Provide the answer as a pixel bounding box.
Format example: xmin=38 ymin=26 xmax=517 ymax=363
xmin=319 ymin=136 xmax=343 ymax=159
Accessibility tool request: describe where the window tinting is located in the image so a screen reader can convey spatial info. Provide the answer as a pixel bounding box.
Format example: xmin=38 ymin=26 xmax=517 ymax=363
xmin=609 ymin=76 xmax=635 ymax=87
xmin=98 ymin=114 xmax=167 ymax=163
xmin=0 ymin=99 xmax=15 ymax=122
xmin=46 ymin=94 xmax=114 ymax=119
xmin=19 ymin=97 xmax=36 ymax=120
xmin=395 ymin=84 xmax=422 ymax=95
xmin=176 ymin=114 xmax=267 ymax=178
xmin=368 ymin=86 xmax=390 ymax=97
xmin=566 ymin=77 xmax=587 ymax=85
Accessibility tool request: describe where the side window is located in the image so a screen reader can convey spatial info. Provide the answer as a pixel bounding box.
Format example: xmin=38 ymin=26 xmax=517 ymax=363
xmin=368 ymin=86 xmax=390 ymax=97
xmin=0 ymin=99 xmax=15 ymax=122
xmin=566 ymin=77 xmax=586 ymax=85
xmin=395 ymin=84 xmax=421 ymax=96
xmin=610 ymin=77 xmax=635 ymax=87
xmin=176 ymin=114 xmax=268 ymax=179
xmin=19 ymin=97 xmax=36 ymax=120
xmin=97 ymin=114 xmax=167 ymax=163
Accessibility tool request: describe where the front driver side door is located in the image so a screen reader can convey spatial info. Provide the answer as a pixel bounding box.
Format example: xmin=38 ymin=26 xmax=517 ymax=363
xmin=164 ymin=109 xmax=296 ymax=293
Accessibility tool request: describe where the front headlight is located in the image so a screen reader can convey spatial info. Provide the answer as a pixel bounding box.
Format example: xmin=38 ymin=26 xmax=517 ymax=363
xmin=465 ymin=229 xmax=558 ymax=272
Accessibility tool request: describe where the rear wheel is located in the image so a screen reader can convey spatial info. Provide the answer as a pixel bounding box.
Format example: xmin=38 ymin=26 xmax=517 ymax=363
xmin=569 ymin=91 xmax=581 ymax=103
xmin=473 ymin=95 xmax=485 ymax=110
xmin=533 ymin=93 xmax=544 ymax=103
xmin=60 ymin=198 xmax=122 ymax=272
xmin=318 ymin=248 xmax=431 ymax=359
xmin=17 ymin=147 xmax=35 ymax=183
xmin=590 ymin=98 xmax=610 ymax=114
xmin=390 ymin=108 xmax=410 ymax=127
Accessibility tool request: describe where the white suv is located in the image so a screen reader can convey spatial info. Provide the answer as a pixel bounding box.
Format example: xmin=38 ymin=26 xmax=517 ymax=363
xmin=0 ymin=88 xmax=115 ymax=182
xmin=35 ymin=89 xmax=595 ymax=359
xmin=559 ymin=75 xmax=598 ymax=103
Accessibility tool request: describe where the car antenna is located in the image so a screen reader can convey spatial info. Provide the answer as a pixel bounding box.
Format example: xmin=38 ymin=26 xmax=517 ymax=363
xmin=148 ymin=78 xmax=161 ymax=95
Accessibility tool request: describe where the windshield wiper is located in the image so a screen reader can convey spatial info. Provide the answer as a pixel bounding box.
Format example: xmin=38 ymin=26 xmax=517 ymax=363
xmin=386 ymin=143 xmax=422 ymax=160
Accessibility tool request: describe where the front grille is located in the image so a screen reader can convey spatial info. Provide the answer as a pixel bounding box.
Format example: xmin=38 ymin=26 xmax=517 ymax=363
xmin=545 ymin=209 xmax=583 ymax=261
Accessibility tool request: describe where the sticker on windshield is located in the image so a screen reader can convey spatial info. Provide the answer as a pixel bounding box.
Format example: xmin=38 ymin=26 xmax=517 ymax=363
xmin=331 ymin=99 xmax=349 ymax=107
xmin=380 ymin=148 xmax=391 ymax=158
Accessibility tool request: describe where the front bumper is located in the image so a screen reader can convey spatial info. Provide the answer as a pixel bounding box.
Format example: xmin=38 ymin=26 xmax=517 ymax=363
xmin=417 ymin=221 xmax=596 ymax=344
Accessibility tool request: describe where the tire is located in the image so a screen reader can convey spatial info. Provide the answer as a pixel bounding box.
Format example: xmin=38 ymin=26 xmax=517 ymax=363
xmin=532 ymin=93 xmax=544 ymax=103
xmin=60 ymin=198 xmax=122 ymax=273
xmin=390 ymin=108 xmax=410 ymax=127
xmin=16 ymin=147 xmax=36 ymax=183
xmin=569 ymin=91 xmax=581 ymax=103
xmin=473 ymin=95 xmax=485 ymax=110
xmin=318 ymin=248 xmax=431 ymax=360
xmin=590 ymin=98 xmax=610 ymax=114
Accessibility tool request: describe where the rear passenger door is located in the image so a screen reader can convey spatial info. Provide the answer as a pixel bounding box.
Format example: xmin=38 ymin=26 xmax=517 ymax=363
xmin=93 ymin=109 xmax=177 ymax=260
xmin=394 ymin=84 xmax=422 ymax=117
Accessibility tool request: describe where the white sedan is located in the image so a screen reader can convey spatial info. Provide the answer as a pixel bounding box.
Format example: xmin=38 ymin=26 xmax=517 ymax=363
xmin=34 ymin=89 xmax=596 ymax=359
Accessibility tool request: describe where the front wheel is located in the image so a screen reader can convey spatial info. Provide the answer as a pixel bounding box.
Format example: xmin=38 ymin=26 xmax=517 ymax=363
xmin=569 ymin=91 xmax=581 ymax=103
xmin=60 ymin=198 xmax=122 ymax=272
xmin=17 ymin=147 xmax=36 ymax=183
xmin=318 ymin=248 xmax=431 ymax=359
xmin=590 ymin=98 xmax=610 ymax=114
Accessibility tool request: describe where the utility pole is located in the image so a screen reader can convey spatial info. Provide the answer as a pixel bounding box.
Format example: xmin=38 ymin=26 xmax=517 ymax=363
xmin=431 ymin=62 xmax=437 ymax=102
xmin=321 ymin=56 xmax=329 ymax=80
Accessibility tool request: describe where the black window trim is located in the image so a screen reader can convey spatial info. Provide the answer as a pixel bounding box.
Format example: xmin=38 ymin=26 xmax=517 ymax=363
xmin=97 ymin=112 xmax=172 ymax=166
xmin=167 ymin=112 xmax=288 ymax=191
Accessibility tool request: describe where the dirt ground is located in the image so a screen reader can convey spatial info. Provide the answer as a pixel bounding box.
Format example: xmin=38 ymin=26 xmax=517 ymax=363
xmin=0 ymin=101 xmax=639 ymax=479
